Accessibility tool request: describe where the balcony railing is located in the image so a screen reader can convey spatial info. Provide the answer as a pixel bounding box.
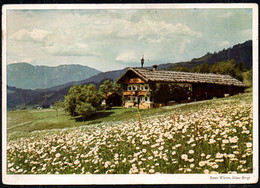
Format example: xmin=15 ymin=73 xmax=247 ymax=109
xmin=123 ymin=91 xmax=147 ymax=96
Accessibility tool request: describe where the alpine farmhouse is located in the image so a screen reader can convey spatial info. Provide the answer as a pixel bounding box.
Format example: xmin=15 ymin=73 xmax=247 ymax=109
xmin=117 ymin=65 xmax=248 ymax=109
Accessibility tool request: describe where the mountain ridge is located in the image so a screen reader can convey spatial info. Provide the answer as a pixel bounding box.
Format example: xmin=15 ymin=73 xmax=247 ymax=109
xmin=47 ymin=68 xmax=128 ymax=91
xmin=7 ymin=63 xmax=101 ymax=90
xmin=170 ymin=40 xmax=252 ymax=70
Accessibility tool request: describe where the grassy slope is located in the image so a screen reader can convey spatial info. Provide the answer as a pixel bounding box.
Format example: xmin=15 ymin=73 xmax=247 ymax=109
xmin=6 ymin=90 xmax=253 ymax=174
xmin=7 ymin=107 xmax=134 ymax=140
xmin=7 ymin=89 xmax=252 ymax=141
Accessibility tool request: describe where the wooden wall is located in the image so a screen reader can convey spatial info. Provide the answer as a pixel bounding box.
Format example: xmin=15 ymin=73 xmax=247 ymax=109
xmin=192 ymin=83 xmax=245 ymax=101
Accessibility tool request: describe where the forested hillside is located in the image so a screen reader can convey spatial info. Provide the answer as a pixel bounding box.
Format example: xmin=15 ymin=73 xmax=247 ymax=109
xmin=170 ymin=40 xmax=252 ymax=70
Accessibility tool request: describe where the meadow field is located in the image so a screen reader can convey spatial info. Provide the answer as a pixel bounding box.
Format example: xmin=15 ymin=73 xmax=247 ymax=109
xmin=6 ymin=91 xmax=253 ymax=174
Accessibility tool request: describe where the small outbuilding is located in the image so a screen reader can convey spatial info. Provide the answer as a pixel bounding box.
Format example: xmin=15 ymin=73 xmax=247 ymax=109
xmin=106 ymin=92 xmax=122 ymax=107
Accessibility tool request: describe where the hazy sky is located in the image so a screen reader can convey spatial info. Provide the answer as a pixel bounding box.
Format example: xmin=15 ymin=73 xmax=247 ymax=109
xmin=6 ymin=8 xmax=252 ymax=71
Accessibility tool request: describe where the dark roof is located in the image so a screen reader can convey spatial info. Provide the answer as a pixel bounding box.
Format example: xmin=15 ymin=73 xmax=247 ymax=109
xmin=118 ymin=67 xmax=248 ymax=87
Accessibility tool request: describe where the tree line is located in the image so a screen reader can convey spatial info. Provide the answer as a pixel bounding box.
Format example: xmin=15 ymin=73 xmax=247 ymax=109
xmin=53 ymin=80 xmax=122 ymax=120
xmin=171 ymin=59 xmax=251 ymax=83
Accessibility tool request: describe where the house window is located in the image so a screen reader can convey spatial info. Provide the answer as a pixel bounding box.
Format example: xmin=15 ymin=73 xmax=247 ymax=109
xmin=145 ymin=86 xmax=149 ymax=90
xmin=145 ymin=97 xmax=148 ymax=101
xmin=128 ymin=86 xmax=132 ymax=91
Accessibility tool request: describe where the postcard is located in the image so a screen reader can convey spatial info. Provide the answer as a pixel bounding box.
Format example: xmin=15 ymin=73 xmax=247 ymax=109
xmin=2 ymin=3 xmax=258 ymax=185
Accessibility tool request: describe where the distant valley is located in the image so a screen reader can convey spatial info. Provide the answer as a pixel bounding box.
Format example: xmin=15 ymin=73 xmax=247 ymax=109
xmin=7 ymin=40 xmax=252 ymax=109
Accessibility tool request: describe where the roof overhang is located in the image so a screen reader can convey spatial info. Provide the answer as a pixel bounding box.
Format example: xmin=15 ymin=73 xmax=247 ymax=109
xmin=116 ymin=68 xmax=148 ymax=83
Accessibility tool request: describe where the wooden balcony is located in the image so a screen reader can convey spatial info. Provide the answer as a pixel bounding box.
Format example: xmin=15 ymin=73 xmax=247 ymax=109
xmin=124 ymin=78 xmax=145 ymax=84
xmin=123 ymin=91 xmax=147 ymax=96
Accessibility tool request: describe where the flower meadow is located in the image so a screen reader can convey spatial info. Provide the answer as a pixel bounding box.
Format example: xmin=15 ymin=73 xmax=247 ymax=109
xmin=7 ymin=93 xmax=253 ymax=174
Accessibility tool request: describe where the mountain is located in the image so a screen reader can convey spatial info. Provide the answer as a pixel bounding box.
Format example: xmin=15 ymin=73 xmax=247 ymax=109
xmin=47 ymin=68 xmax=128 ymax=91
xmin=7 ymin=40 xmax=252 ymax=109
xmin=7 ymin=69 xmax=129 ymax=109
xmin=170 ymin=40 xmax=252 ymax=69
xmin=39 ymin=69 xmax=128 ymax=107
xmin=7 ymin=63 xmax=101 ymax=90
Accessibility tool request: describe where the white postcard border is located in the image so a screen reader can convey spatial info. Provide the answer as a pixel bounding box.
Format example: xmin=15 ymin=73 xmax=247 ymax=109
xmin=2 ymin=3 xmax=259 ymax=185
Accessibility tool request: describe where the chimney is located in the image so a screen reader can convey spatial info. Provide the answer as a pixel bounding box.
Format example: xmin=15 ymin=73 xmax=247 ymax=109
xmin=141 ymin=55 xmax=145 ymax=68
xmin=152 ymin=65 xmax=158 ymax=71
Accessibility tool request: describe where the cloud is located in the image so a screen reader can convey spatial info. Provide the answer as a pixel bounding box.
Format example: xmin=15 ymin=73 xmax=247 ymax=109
xmin=80 ymin=14 xmax=202 ymax=40
xmin=242 ymin=29 xmax=252 ymax=38
xmin=173 ymin=23 xmax=202 ymax=37
xmin=218 ymin=12 xmax=233 ymax=18
xmin=43 ymin=42 xmax=100 ymax=56
xmin=146 ymin=37 xmax=163 ymax=43
xmin=8 ymin=56 xmax=33 ymax=64
xmin=116 ymin=51 xmax=138 ymax=62
xmin=179 ymin=39 xmax=192 ymax=54
xmin=115 ymin=20 xmax=202 ymax=40
xmin=219 ymin=40 xmax=230 ymax=47
xmin=6 ymin=9 xmax=252 ymax=70
xmin=10 ymin=28 xmax=50 ymax=43
xmin=8 ymin=10 xmax=203 ymax=61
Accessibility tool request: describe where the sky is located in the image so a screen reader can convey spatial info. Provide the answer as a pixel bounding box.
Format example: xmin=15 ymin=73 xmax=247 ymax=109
xmin=6 ymin=8 xmax=252 ymax=72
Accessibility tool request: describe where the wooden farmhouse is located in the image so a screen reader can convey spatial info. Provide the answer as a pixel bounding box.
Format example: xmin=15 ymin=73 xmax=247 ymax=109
xmin=117 ymin=65 xmax=248 ymax=109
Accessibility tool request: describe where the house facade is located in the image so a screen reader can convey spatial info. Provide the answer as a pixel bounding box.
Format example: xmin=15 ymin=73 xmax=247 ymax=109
xmin=117 ymin=66 xmax=248 ymax=109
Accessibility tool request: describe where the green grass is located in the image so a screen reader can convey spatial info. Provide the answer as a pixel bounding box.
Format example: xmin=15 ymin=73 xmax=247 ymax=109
xmin=7 ymin=107 xmax=141 ymax=140
xmin=7 ymin=103 xmax=202 ymax=140
xmin=7 ymin=90 xmax=252 ymax=141
xmin=6 ymin=91 xmax=253 ymax=174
